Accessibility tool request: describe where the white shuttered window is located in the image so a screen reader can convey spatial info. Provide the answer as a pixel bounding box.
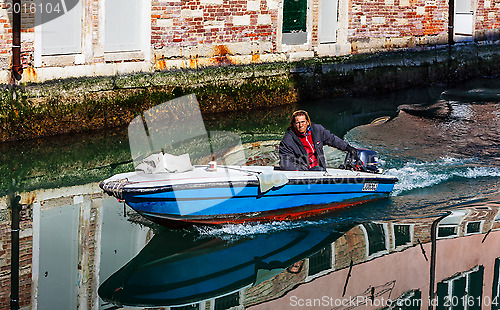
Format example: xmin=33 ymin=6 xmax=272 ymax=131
xmin=319 ymin=0 xmax=338 ymax=43
xmin=40 ymin=0 xmax=82 ymax=55
xmin=455 ymin=0 xmax=474 ymax=36
xmin=104 ymin=0 xmax=142 ymax=52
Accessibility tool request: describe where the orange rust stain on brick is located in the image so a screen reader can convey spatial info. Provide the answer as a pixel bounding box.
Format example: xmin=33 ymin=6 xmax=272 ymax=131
xmin=214 ymin=44 xmax=230 ymax=56
xmin=189 ymin=56 xmax=199 ymax=69
xmin=24 ymin=67 xmax=37 ymax=82
xmin=212 ymin=44 xmax=233 ymax=65
xmin=155 ymin=60 xmax=167 ymax=70
xmin=23 ymin=193 xmax=36 ymax=206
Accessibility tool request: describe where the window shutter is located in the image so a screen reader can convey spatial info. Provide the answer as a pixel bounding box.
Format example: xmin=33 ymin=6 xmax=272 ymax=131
xmin=319 ymin=0 xmax=338 ymax=43
xmin=282 ymin=0 xmax=307 ymax=33
xmin=104 ymin=0 xmax=142 ymax=52
xmin=41 ymin=1 xmax=82 ymax=55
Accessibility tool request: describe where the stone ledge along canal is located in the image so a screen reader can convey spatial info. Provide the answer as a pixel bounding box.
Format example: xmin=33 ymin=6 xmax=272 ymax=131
xmin=1 ymin=78 xmax=500 ymax=309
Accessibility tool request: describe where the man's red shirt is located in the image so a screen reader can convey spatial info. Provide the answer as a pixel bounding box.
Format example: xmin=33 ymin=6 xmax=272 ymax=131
xmin=295 ymin=128 xmax=318 ymax=169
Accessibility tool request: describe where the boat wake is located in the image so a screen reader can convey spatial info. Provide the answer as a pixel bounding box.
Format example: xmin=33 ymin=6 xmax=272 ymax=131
xmin=386 ymin=157 xmax=500 ymax=196
xmin=346 ymin=100 xmax=500 ymax=164
xmin=194 ymin=220 xmax=332 ymax=240
xmin=191 ymin=155 xmax=500 ymax=238
xmin=345 ymin=91 xmax=500 ymax=203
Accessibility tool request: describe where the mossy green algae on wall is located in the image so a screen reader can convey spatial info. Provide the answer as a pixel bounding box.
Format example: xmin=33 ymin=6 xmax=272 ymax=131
xmin=0 ymin=64 xmax=296 ymax=142
xmin=2 ymin=43 xmax=500 ymax=142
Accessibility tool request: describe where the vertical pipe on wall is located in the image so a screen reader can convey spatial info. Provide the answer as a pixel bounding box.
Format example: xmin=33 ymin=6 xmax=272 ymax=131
xmin=447 ymin=0 xmax=455 ymax=84
xmin=448 ymin=0 xmax=455 ymax=46
xmin=11 ymin=0 xmax=23 ymax=82
xmin=428 ymin=212 xmax=451 ymax=310
xmin=10 ymin=195 xmax=21 ymax=310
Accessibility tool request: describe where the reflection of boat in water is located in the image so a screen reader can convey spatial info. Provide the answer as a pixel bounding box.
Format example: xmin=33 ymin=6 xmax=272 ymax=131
xmin=99 ymin=204 xmax=500 ymax=309
xmin=100 ymin=94 xmax=397 ymax=226
xmin=98 ymin=225 xmax=352 ymax=307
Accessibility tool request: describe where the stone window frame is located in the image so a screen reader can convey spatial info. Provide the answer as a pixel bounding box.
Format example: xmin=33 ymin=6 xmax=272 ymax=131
xmin=436 ymin=265 xmax=485 ymax=309
xmin=390 ymin=223 xmax=415 ymax=251
xmin=360 ymin=222 xmax=390 ymax=260
xmin=277 ymin=0 xmax=314 ymax=52
xmin=305 ymin=242 xmax=335 ymax=282
xmin=437 ymin=209 xmax=469 ymax=240
xmin=316 ymin=0 xmax=350 ymax=57
xmin=101 ymin=0 xmax=151 ymax=63
xmin=210 ymin=289 xmax=246 ymax=310
xmin=33 ymin=1 xmax=87 ymax=68
xmin=464 ymin=220 xmax=484 ymax=235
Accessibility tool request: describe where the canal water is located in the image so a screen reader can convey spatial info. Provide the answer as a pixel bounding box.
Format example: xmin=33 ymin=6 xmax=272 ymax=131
xmin=1 ymin=78 xmax=500 ymax=310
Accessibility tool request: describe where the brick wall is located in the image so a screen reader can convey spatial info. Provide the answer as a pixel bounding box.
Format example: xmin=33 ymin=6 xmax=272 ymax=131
xmin=0 ymin=0 xmax=498 ymax=82
xmin=151 ymin=0 xmax=278 ymax=57
xmin=334 ymin=225 xmax=367 ymax=269
xmin=0 ymin=3 xmax=12 ymax=67
xmin=311 ymin=0 xmax=319 ymax=46
xmin=91 ymin=0 xmax=104 ymax=64
xmin=475 ymin=0 xmax=500 ymax=40
xmin=348 ymin=0 xmax=449 ymax=44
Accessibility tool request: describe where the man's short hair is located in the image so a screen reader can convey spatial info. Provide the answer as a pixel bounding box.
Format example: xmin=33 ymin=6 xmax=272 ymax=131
xmin=289 ymin=110 xmax=311 ymax=129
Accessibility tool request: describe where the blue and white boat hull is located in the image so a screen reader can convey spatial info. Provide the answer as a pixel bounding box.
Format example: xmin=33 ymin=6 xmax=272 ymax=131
xmin=100 ymin=166 xmax=398 ymax=225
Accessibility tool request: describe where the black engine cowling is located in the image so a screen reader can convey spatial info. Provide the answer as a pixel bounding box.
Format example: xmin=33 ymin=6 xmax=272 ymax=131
xmin=341 ymin=148 xmax=381 ymax=173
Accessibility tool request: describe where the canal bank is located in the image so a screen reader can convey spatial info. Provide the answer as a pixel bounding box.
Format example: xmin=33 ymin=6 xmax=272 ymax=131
xmin=1 ymin=43 xmax=500 ymax=142
xmin=2 ymin=72 xmax=500 ymax=309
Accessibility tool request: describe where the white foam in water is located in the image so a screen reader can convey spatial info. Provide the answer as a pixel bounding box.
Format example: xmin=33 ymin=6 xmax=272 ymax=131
xmin=386 ymin=157 xmax=500 ymax=196
xmin=450 ymin=102 xmax=474 ymax=120
xmin=195 ymin=220 xmax=325 ymax=240
xmin=194 ymin=158 xmax=500 ymax=237
xmin=387 ymin=166 xmax=449 ymax=196
xmin=456 ymin=166 xmax=500 ymax=179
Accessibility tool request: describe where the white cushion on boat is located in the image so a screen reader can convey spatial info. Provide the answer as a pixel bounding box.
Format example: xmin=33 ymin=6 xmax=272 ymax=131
xmin=163 ymin=153 xmax=194 ymax=173
xmin=135 ymin=153 xmax=164 ymax=174
xmin=135 ymin=152 xmax=193 ymax=174
xmin=257 ymin=173 xmax=288 ymax=193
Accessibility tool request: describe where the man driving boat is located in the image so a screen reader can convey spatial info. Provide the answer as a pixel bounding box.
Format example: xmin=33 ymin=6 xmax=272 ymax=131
xmin=279 ymin=110 xmax=360 ymax=171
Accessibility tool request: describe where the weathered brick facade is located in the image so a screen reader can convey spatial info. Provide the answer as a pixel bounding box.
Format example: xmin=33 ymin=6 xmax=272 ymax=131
xmin=475 ymin=0 xmax=500 ymax=39
xmin=349 ymin=0 xmax=449 ymax=39
xmin=151 ymin=0 xmax=278 ymax=47
xmin=151 ymin=0 xmax=280 ymax=69
xmin=0 ymin=0 xmax=495 ymax=83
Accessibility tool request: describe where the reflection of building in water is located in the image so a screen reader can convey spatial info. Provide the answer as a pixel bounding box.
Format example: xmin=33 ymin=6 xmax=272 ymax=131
xmin=246 ymin=203 xmax=500 ymax=310
xmin=0 ymin=197 xmax=33 ymax=309
xmin=1 ymin=188 xmax=500 ymax=310
xmin=0 ymin=185 xmax=152 ymax=310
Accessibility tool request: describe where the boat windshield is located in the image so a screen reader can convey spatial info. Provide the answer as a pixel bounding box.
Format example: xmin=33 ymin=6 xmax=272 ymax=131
xmin=128 ymin=94 xmax=245 ymax=167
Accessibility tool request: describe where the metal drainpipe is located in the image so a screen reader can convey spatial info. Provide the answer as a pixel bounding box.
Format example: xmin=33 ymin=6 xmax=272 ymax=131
xmin=11 ymin=0 xmax=22 ymax=82
xmin=10 ymin=195 xmax=21 ymax=310
xmin=447 ymin=0 xmax=455 ymax=84
xmin=448 ymin=0 xmax=455 ymax=47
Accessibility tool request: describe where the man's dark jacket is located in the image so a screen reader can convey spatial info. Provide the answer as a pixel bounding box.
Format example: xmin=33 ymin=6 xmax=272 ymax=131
xmin=279 ymin=123 xmax=350 ymax=171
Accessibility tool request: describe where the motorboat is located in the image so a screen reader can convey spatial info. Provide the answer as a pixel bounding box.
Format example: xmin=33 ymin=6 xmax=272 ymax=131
xmin=101 ymin=159 xmax=397 ymax=226
xmin=99 ymin=94 xmax=398 ymax=226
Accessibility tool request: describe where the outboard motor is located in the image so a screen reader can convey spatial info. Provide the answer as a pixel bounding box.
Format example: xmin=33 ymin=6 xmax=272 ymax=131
xmin=341 ymin=148 xmax=381 ymax=173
